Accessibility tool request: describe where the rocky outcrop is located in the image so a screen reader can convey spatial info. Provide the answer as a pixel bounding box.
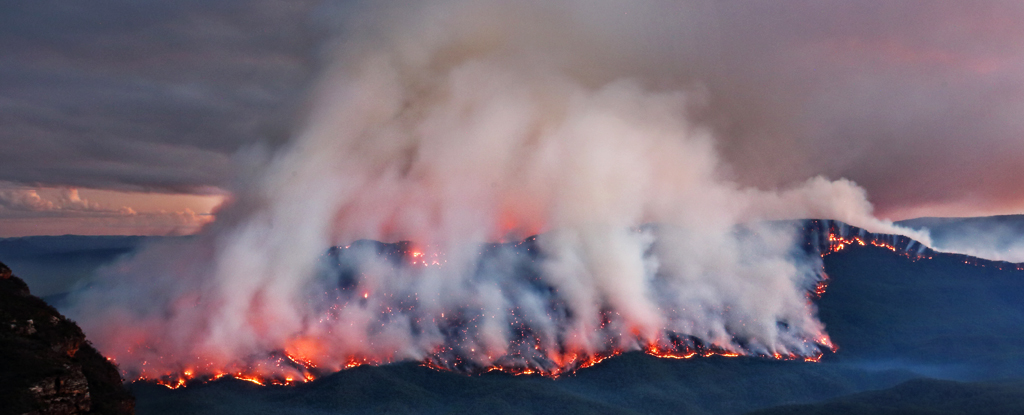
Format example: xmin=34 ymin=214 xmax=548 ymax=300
xmin=1 ymin=261 xmax=134 ymax=415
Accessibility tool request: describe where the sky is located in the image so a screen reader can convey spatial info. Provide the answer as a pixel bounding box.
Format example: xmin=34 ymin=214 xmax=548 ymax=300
xmin=1 ymin=0 xmax=1023 ymax=237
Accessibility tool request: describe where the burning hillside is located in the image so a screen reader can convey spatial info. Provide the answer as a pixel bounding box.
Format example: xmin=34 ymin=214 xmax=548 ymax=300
xmin=108 ymin=220 xmax=1019 ymax=387
xmin=132 ymin=224 xmax=836 ymax=389
xmin=802 ymin=219 xmax=1024 ymax=271
xmin=65 ymin=0 xmax=950 ymax=391
xmin=133 ymin=223 xmax=1024 ymax=389
xmin=116 ymin=220 xmax=1023 ymax=389
xmin=123 ymin=222 xmax=1003 ymax=389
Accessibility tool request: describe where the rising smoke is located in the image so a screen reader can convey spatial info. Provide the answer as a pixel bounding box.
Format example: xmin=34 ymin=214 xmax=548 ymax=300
xmin=67 ymin=0 xmax=928 ymax=380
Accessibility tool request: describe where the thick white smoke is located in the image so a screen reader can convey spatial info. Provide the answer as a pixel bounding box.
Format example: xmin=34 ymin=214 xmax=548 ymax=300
xmin=68 ymin=0 xmax=928 ymax=379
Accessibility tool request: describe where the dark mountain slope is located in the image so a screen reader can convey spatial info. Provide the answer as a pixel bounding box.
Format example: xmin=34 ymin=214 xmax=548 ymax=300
xmin=748 ymin=378 xmax=1024 ymax=415
xmin=0 ymin=261 xmax=134 ymax=415
xmin=131 ymin=354 xmax=915 ymax=415
xmin=818 ymin=243 xmax=1024 ymax=379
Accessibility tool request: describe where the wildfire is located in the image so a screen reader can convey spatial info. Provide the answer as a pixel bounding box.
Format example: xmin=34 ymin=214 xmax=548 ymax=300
xmin=150 ymin=369 xmax=313 ymax=389
xmin=812 ymin=220 xmax=932 ymax=262
xmin=407 ymin=247 xmax=446 ymax=267
xmin=808 ymin=219 xmax=1023 ymax=272
xmin=137 ymin=220 xmax=1018 ymax=389
xmin=187 ymin=334 xmax=822 ymax=387
xmin=146 ymin=332 xmax=834 ymax=389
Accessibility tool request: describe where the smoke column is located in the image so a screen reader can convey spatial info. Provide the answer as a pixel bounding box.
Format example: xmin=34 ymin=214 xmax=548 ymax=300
xmin=68 ymin=0 xmax=928 ymax=380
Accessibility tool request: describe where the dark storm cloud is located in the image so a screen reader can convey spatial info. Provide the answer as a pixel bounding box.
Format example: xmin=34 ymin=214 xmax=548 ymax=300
xmin=0 ymin=0 xmax=320 ymax=192
xmin=2 ymin=0 xmax=1022 ymax=217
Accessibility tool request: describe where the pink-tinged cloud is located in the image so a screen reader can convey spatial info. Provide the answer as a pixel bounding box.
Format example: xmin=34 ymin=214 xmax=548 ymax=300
xmin=0 ymin=188 xmax=106 ymax=213
xmin=0 ymin=184 xmax=221 ymax=236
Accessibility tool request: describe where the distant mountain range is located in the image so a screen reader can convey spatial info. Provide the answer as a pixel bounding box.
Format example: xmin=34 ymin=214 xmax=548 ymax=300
xmin=0 ymin=235 xmax=164 ymax=299
xmin=897 ymin=214 xmax=1024 ymax=236
xmin=897 ymin=214 xmax=1024 ymax=263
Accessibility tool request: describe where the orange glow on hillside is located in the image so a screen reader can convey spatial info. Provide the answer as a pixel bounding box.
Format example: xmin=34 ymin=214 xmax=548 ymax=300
xmin=135 ymin=220 xmax=1022 ymax=388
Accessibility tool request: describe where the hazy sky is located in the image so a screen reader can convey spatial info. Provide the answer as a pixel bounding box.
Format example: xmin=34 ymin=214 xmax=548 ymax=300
xmin=2 ymin=0 xmax=1022 ymax=236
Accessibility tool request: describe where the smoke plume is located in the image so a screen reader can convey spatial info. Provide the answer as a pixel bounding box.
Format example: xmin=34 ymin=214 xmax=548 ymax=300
xmin=68 ymin=0 xmax=927 ymax=380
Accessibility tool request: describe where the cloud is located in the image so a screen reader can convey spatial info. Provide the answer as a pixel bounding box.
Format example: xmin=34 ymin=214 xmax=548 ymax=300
xmin=0 ymin=183 xmax=215 ymax=236
xmin=2 ymin=0 xmax=1023 ymax=220
xmin=0 ymin=187 xmax=112 ymax=215
xmin=0 ymin=0 xmax=319 ymax=193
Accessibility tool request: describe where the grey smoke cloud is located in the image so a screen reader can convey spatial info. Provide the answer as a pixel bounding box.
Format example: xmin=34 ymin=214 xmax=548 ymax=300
xmin=0 ymin=0 xmax=316 ymax=193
